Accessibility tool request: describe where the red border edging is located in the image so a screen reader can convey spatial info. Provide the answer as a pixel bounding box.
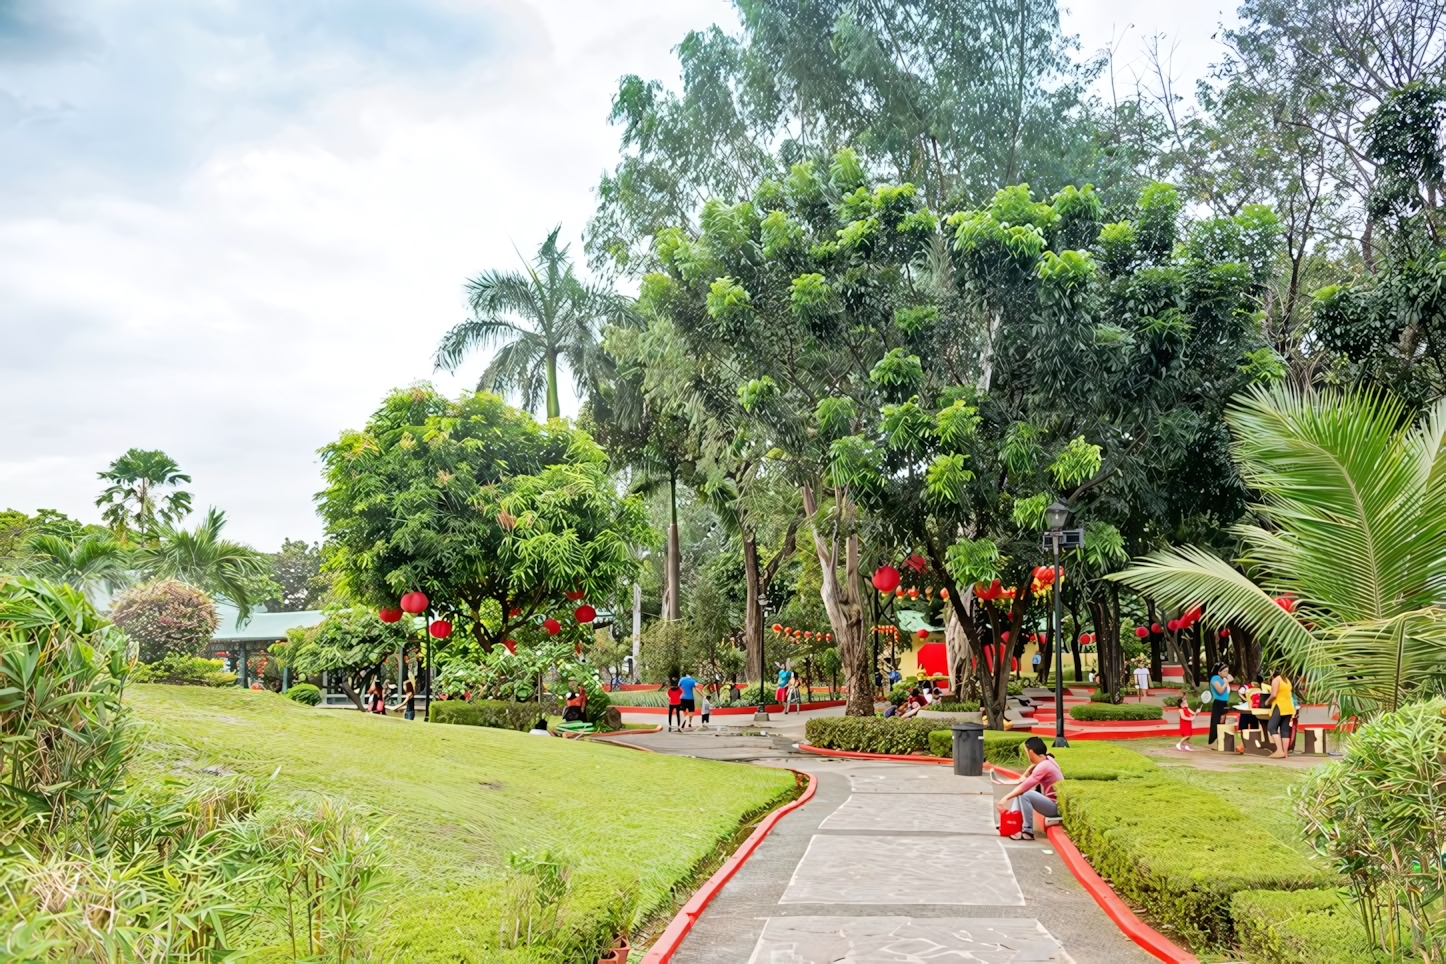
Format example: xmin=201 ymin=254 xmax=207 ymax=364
xmin=641 ymin=771 xmax=818 ymax=964
xmin=796 ymin=742 xmax=952 ymax=765
xmin=986 ymin=762 xmax=1198 ymax=964
xmin=618 ymin=700 xmax=847 ymax=716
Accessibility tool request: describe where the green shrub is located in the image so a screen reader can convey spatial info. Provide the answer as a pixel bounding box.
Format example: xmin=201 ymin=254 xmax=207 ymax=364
xmin=1231 ymin=889 xmax=1385 ymax=964
xmin=1059 ymin=777 xmax=1332 ymax=949
xmin=962 ymin=737 xmax=1158 ymax=781
xmin=131 ymin=653 xmax=235 ymax=688
xmin=920 ymin=700 xmax=979 ymax=713
xmin=888 ymin=683 xmax=910 ymax=706
xmin=928 ymin=729 xmax=953 ymax=757
xmin=1069 ymin=703 xmax=1162 ymax=721
xmin=804 ymin=717 xmax=938 ymax=754
xmin=582 ymin=688 xmax=611 ymax=727
xmin=428 ymin=700 xmax=545 ymax=732
xmin=983 ymin=731 xmax=1031 ymax=764
xmin=1162 ymin=694 xmax=1182 ymax=707
xmin=1089 ymin=689 xmax=1115 ymax=703
xmin=110 ymin=579 xmax=217 ymax=663
xmin=285 ymin=683 xmax=322 ymax=705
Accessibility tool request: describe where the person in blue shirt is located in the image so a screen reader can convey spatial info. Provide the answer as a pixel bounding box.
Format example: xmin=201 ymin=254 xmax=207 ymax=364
xmin=678 ymin=672 xmax=698 ymax=729
xmin=776 ymin=666 xmax=792 ymax=705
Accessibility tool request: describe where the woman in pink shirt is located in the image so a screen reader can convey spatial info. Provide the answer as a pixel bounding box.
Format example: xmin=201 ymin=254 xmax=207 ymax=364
xmin=997 ymin=736 xmax=1062 ymax=841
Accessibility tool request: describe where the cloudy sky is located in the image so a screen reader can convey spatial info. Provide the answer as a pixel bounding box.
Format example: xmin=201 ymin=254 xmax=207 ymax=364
xmin=0 ymin=0 xmax=1234 ymax=550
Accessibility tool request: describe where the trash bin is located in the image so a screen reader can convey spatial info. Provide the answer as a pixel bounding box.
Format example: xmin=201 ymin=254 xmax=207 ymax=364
xmin=951 ymin=722 xmax=985 ymax=776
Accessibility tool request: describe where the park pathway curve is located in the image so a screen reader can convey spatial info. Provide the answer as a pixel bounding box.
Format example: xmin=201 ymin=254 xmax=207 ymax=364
xmin=608 ymin=726 xmax=1155 ymax=964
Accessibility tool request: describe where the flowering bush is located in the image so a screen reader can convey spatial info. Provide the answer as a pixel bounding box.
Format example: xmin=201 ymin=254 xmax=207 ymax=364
xmin=110 ymin=580 xmax=217 ymax=664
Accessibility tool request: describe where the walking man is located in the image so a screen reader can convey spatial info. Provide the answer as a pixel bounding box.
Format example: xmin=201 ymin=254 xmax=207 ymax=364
xmin=679 ymin=670 xmax=698 ymax=729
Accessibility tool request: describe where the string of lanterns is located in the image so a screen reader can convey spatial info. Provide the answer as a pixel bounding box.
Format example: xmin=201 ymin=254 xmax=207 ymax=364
xmin=377 ymin=587 xmax=599 ymax=645
xmin=772 ymin=624 xmax=834 ymax=642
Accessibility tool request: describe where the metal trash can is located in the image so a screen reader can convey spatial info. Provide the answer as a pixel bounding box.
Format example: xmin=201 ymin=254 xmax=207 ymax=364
xmin=950 ymin=722 xmax=985 ymax=777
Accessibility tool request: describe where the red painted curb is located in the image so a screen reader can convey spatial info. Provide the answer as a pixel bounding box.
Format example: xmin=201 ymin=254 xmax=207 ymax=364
xmin=985 ymin=763 xmax=1198 ymax=964
xmin=641 ymin=771 xmax=818 ymax=964
xmin=796 ymin=742 xmax=952 ymax=764
xmin=1046 ymin=825 xmax=1199 ymax=964
xmin=618 ymin=700 xmax=847 ymax=716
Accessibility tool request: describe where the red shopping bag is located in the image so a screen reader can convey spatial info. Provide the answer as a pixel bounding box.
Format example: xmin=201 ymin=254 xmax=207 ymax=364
xmin=999 ymin=809 xmax=1023 ymax=837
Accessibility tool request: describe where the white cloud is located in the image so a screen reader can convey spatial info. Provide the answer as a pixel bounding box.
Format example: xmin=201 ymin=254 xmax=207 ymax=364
xmin=0 ymin=0 xmax=1225 ymax=550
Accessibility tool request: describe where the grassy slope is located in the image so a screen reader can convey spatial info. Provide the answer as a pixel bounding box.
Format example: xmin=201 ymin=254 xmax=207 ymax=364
xmin=127 ymin=686 xmax=796 ymax=961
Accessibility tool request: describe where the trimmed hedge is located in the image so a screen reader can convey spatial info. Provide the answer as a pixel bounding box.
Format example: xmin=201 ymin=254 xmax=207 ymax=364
xmin=285 ymin=683 xmax=322 ymax=705
xmin=1058 ymin=777 xmax=1333 ymax=949
xmin=951 ymin=737 xmax=1159 ymax=782
xmin=1231 ymin=889 xmax=1384 ymax=964
xmin=804 ymin=717 xmax=938 ymax=754
xmin=1069 ymin=703 xmax=1162 ymax=721
xmin=429 ymin=700 xmax=546 ymax=731
xmin=921 ymin=700 xmax=980 ymax=712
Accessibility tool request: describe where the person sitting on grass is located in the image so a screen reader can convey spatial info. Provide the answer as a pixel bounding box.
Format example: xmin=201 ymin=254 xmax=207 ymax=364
xmin=996 ymin=736 xmax=1062 ymax=841
xmin=562 ymin=681 xmax=587 ymax=723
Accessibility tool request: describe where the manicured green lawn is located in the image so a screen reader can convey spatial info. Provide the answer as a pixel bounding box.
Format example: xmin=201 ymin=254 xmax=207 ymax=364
xmin=128 ymin=685 xmax=797 ymax=962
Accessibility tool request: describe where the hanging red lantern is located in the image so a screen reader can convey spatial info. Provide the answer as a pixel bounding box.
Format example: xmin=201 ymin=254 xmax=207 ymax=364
xmin=1274 ymin=595 xmax=1296 ymax=613
xmin=1134 ymin=626 xmax=1149 ymax=638
xmin=1151 ymin=623 xmax=1163 ymax=634
xmin=826 ymin=634 xmax=833 ymax=641
xmin=907 ymin=587 xmax=919 ymax=599
xmin=772 ymin=623 xmax=783 ymax=634
xmin=565 ymin=589 xmax=585 ymax=601
xmin=1167 ymin=619 xmax=1180 ymax=632
xmin=905 ymin=553 xmax=928 ymax=573
xmin=428 ymin=619 xmax=452 ymax=638
xmin=574 ymin=604 xmax=596 ymax=623
xmin=916 ymin=628 xmax=929 ymax=639
xmin=895 ymin=588 xmax=905 ymax=599
xmin=400 ymin=591 xmax=429 ymax=614
xmin=1078 ymin=632 xmax=1089 ymax=644
xmin=1001 ymin=631 xmax=1010 ymax=641
xmin=872 ymin=565 xmax=901 ymax=593
xmin=1219 ymin=628 xmax=1231 ymax=638
xmin=940 ymin=587 xmax=950 ymax=600
xmin=508 ymin=607 xmax=522 ymax=617
xmin=503 ymin=639 xmax=517 ymax=654
xmin=1089 ymin=634 xmax=1096 ymax=644
xmin=804 ymin=631 xmax=813 ymax=638
xmin=543 ymin=618 xmax=562 ymax=636
xmin=378 ymin=607 xmax=403 ymax=623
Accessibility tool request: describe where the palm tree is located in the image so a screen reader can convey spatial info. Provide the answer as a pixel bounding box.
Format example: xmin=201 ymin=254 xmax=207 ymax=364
xmin=1115 ymin=384 xmax=1446 ymax=717
xmin=19 ymin=533 xmax=133 ymax=602
xmin=139 ymin=508 xmax=271 ymax=620
xmin=95 ymin=449 xmax=192 ymax=543
xmin=434 ymin=226 xmax=620 ymax=420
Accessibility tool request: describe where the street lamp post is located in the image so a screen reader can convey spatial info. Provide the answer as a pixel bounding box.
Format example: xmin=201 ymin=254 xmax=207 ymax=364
xmin=1044 ymin=501 xmax=1075 ymax=749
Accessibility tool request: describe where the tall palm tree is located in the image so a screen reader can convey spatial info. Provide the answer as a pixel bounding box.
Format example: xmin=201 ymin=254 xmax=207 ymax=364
xmin=434 ymin=226 xmax=620 ymax=420
xmin=95 ymin=449 xmax=192 ymax=543
xmin=140 ymin=508 xmax=270 ymax=620
xmin=1115 ymin=384 xmax=1446 ymax=717
xmin=19 ymin=533 xmax=133 ymax=602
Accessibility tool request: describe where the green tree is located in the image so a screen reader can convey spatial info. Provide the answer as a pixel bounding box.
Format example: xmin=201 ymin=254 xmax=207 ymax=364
xmin=139 ymin=508 xmax=273 ymax=621
xmin=110 ymin=579 xmax=218 ymax=665
xmin=434 ymin=227 xmax=622 ymax=420
xmin=317 ymin=387 xmax=651 ymax=654
xmin=1117 ymin=385 xmax=1446 ymax=717
xmin=281 ymin=608 xmax=411 ymax=711
xmin=95 ymin=449 xmax=192 ymax=543
xmin=18 ymin=532 xmax=132 ymax=602
xmin=261 ymin=538 xmax=332 ymax=612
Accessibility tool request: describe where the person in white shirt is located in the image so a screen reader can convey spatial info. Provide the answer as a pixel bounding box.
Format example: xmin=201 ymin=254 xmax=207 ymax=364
xmin=1132 ymin=664 xmax=1152 ymax=700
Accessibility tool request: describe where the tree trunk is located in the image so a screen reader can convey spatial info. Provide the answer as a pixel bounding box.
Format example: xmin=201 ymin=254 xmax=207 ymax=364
xmin=801 ymin=485 xmax=872 ymax=717
xmin=664 ymin=474 xmax=681 ymax=621
xmin=544 ymin=352 xmax=560 ymax=420
xmin=742 ymin=533 xmax=763 ymax=685
xmin=1147 ymin=598 xmax=1162 ymax=684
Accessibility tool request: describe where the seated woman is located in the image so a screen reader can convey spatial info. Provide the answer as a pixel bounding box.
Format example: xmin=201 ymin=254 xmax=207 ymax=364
xmin=562 ymin=681 xmax=588 ymax=723
xmin=996 ymin=736 xmax=1063 ymax=841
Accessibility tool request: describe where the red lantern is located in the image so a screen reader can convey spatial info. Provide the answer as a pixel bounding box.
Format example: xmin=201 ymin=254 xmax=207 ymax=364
xmin=400 ymin=591 xmax=429 ymax=614
xmin=543 ymin=618 xmax=562 ymax=636
xmin=1167 ymin=619 xmax=1180 ymax=632
xmin=1219 ymin=628 xmax=1231 ymax=638
xmin=772 ymin=623 xmax=783 ymax=634
xmin=1089 ymin=634 xmax=1096 ymax=644
xmin=1078 ymin=632 xmax=1089 ymax=644
xmin=1001 ymin=631 xmax=1010 ymax=642
xmin=1151 ymin=623 xmax=1163 ymax=634
xmin=895 ymin=588 xmax=905 ymax=599
xmin=916 ymin=628 xmax=929 ymax=639
xmin=378 ymin=607 xmax=403 ymax=623
xmin=1274 ymin=595 xmax=1296 ymax=613
xmin=872 ymin=565 xmax=901 ymax=593
xmin=428 ymin=619 xmax=452 ymax=638
xmin=907 ymin=587 xmax=919 ymax=599
xmin=565 ymin=589 xmax=585 ymax=601
xmin=1134 ymin=626 xmax=1149 ymax=638
xmin=804 ymin=631 xmax=813 ymax=638
xmin=574 ymin=604 xmax=596 ymax=623
xmin=509 ymin=607 xmax=522 ymax=617
xmin=826 ymin=634 xmax=833 ymax=641
xmin=906 ymin=553 xmax=927 ymax=572
xmin=940 ymin=588 xmax=950 ymax=600
xmin=503 ymin=639 xmax=517 ymax=654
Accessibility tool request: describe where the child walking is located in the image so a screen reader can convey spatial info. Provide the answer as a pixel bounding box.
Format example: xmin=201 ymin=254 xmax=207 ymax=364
xmin=1175 ymin=700 xmax=1198 ymax=751
xmin=700 ymin=693 xmax=712 ymax=726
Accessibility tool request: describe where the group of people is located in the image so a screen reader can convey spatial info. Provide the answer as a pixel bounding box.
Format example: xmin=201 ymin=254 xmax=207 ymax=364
xmin=363 ymin=678 xmax=417 ymax=720
xmin=1205 ymin=663 xmax=1297 ymax=758
xmin=882 ymin=684 xmax=945 ymax=718
xmin=665 ymin=674 xmax=710 ymax=730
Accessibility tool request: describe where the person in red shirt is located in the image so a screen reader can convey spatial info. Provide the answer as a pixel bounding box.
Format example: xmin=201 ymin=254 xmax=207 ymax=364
xmin=666 ymin=680 xmax=683 ymax=731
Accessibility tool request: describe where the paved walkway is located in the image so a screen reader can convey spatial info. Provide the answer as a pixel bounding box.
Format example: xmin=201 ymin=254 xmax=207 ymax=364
xmin=606 ymin=725 xmax=1153 ymax=964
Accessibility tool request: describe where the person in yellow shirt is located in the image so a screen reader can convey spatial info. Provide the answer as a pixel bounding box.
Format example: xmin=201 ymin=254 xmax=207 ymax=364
xmin=1267 ymin=668 xmax=1296 ymax=759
